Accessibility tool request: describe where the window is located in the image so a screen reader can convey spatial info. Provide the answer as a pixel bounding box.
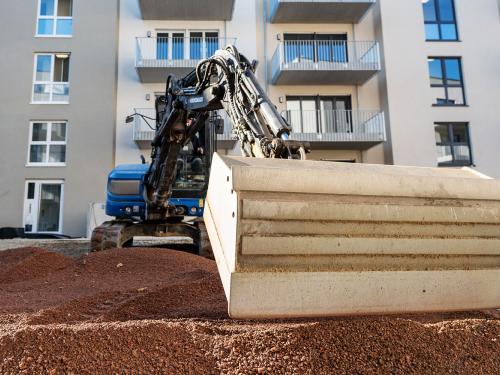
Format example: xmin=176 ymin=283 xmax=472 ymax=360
xmin=28 ymin=121 xmax=67 ymax=165
xmin=32 ymin=53 xmax=70 ymax=103
xmin=37 ymin=0 xmax=73 ymax=36
xmin=428 ymin=57 xmax=465 ymax=105
xmin=285 ymin=96 xmax=352 ymax=133
xmin=156 ymin=31 xmax=220 ymax=60
xmin=435 ymin=123 xmax=472 ymax=166
xmin=23 ymin=180 xmax=64 ymax=233
xmin=283 ymin=34 xmax=348 ymax=64
xmin=423 ymin=0 xmax=458 ymax=41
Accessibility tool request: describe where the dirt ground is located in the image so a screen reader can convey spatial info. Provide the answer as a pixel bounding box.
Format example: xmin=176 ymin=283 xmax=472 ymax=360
xmin=0 ymin=244 xmax=498 ymax=374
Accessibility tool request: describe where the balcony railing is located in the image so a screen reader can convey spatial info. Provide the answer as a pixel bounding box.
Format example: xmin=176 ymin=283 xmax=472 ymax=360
xmin=132 ymin=108 xmax=235 ymax=148
xmin=282 ymin=109 xmax=386 ymax=147
xmin=135 ymin=37 xmax=236 ymax=82
xmin=272 ymin=40 xmax=380 ymax=85
xmin=270 ymin=0 xmax=376 ymax=23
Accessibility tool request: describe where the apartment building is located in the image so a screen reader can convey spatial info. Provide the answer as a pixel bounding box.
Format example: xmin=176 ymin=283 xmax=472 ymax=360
xmin=0 ymin=0 xmax=119 ymax=237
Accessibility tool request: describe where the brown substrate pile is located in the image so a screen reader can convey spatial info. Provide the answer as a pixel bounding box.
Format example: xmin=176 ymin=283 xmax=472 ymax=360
xmin=0 ymin=247 xmax=498 ymax=374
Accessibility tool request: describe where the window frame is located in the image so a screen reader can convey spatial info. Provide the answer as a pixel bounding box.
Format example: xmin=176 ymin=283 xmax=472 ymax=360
xmin=428 ymin=56 xmax=466 ymax=106
xmin=27 ymin=121 xmax=68 ymax=167
xmin=32 ymin=53 xmax=71 ymax=104
xmin=155 ymin=29 xmax=220 ymax=60
xmin=423 ymin=0 xmax=459 ymax=42
xmin=36 ymin=0 xmax=73 ymax=38
xmin=435 ymin=122 xmax=473 ymax=167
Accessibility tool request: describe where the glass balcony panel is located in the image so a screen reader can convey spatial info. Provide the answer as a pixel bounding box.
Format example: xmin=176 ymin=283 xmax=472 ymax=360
xmin=33 ymin=84 xmax=51 ymax=102
xmin=206 ymin=33 xmax=220 ymax=57
xmin=156 ymin=37 xmax=169 ymax=60
xmin=52 ymin=84 xmax=70 ymax=102
xmin=440 ymin=24 xmax=457 ymax=40
xmin=453 ymin=145 xmax=470 ymax=162
xmin=38 ymin=19 xmax=54 ymax=35
xmin=56 ymin=19 xmax=73 ymax=35
xmin=436 ymin=145 xmax=453 ymax=164
xmin=446 ymin=87 xmax=464 ymax=105
xmin=425 ymin=24 xmax=440 ymax=40
xmin=172 ymin=35 xmax=185 ymax=60
xmin=190 ymin=34 xmax=203 ymax=59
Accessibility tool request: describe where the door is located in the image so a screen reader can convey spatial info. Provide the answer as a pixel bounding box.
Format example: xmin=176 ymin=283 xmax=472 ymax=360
xmin=320 ymin=96 xmax=352 ymax=133
xmin=23 ymin=181 xmax=64 ymax=233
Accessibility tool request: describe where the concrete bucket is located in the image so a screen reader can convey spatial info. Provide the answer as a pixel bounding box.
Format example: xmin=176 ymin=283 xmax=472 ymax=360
xmin=203 ymin=153 xmax=500 ymax=319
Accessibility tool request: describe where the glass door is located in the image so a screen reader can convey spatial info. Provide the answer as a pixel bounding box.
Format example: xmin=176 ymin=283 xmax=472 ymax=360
xmin=189 ymin=31 xmax=219 ymax=60
xmin=23 ymin=181 xmax=64 ymax=233
xmin=156 ymin=32 xmax=169 ymax=60
xmin=286 ymin=96 xmax=352 ymax=134
xmin=331 ymin=96 xmax=353 ymax=133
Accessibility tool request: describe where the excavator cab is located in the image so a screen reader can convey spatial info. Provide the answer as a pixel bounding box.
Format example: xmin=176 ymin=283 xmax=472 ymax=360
xmin=104 ymin=117 xmax=217 ymax=222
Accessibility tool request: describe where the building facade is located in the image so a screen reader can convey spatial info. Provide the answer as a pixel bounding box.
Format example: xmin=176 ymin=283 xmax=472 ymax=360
xmin=117 ymin=0 xmax=500 ymax=176
xmin=0 ymin=0 xmax=119 ymax=237
xmin=1 ymin=0 xmax=499 ymax=237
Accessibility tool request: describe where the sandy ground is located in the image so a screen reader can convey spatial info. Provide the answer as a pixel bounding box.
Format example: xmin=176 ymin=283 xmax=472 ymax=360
xmin=0 ymin=243 xmax=498 ymax=374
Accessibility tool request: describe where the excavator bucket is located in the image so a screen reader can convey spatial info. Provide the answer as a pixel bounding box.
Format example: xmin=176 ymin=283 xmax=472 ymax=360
xmin=203 ymin=153 xmax=500 ymax=319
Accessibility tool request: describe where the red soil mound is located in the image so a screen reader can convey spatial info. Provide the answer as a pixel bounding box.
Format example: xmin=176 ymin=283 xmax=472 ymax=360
xmin=0 ymin=247 xmax=73 ymax=284
xmin=0 ymin=246 xmax=498 ymax=374
xmin=0 ymin=247 xmax=227 ymax=321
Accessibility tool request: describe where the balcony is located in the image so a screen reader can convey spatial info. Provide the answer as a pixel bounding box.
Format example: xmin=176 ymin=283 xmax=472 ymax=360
xmin=139 ymin=0 xmax=235 ymax=20
xmin=283 ymin=109 xmax=386 ymax=149
xmin=132 ymin=108 xmax=236 ymax=149
xmin=270 ymin=0 xmax=376 ymax=23
xmin=271 ymin=40 xmax=380 ymax=85
xmin=135 ymin=37 xmax=236 ymax=83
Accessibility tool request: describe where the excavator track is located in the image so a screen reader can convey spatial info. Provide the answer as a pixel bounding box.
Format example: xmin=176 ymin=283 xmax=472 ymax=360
xmin=91 ymin=219 xmax=213 ymax=258
xmin=90 ymin=222 xmax=134 ymax=252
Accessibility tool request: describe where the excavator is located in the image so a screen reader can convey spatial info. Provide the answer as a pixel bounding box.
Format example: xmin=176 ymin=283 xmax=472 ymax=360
xmin=92 ymin=46 xmax=500 ymax=318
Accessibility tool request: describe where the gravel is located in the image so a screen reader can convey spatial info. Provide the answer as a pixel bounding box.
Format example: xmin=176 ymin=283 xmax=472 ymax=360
xmin=0 ymin=246 xmax=498 ymax=374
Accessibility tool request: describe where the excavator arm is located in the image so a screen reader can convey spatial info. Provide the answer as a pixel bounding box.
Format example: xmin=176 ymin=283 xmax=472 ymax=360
xmin=143 ymin=45 xmax=308 ymax=221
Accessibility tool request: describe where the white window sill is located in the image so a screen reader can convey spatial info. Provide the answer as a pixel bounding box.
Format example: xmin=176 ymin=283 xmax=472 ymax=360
xmin=30 ymin=102 xmax=69 ymax=105
xmin=26 ymin=163 xmax=67 ymax=168
xmin=35 ymin=35 xmax=72 ymax=38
